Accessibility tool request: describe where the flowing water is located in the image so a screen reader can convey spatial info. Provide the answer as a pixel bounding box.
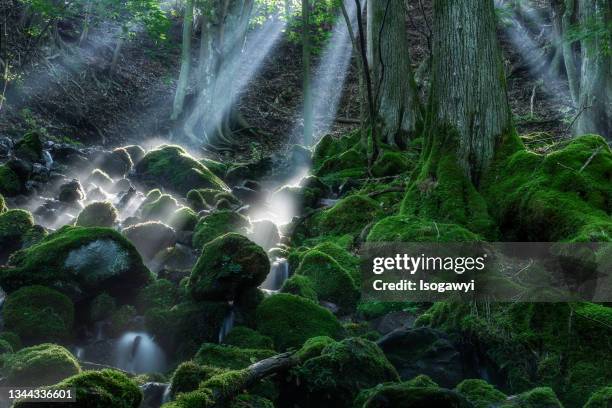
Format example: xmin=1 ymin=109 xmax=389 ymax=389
xmin=113 ymin=332 xmax=167 ymax=374
xmin=218 ymin=308 xmax=236 ymax=343
xmin=260 ymin=258 xmax=289 ymax=292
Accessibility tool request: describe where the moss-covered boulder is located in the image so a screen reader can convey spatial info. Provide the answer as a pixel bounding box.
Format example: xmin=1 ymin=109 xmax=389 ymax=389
xmin=512 ymin=387 xmax=563 ymax=407
xmin=367 ymin=215 xmax=481 ymax=242
xmin=455 ymin=379 xmax=506 ymax=408
xmin=135 ymin=145 xmax=227 ymax=195
xmin=135 ymin=279 xmax=177 ymax=312
xmin=192 ymin=210 xmax=250 ymax=249
xmin=0 ymin=209 xmax=34 ymax=258
xmin=169 ymin=361 xmax=224 ymax=397
xmin=0 ymin=331 xmax=22 ymax=351
xmin=97 ymin=147 xmax=133 ymax=178
xmin=223 ymin=326 xmax=274 ymax=350
xmin=584 ymin=387 xmax=612 ymax=408
xmin=359 ymin=385 xmax=472 ymax=408
xmin=122 ymin=221 xmax=176 ymax=260
xmin=0 ymin=226 xmax=151 ymax=301
xmin=255 ymin=293 xmax=342 ymax=350
xmin=14 ymin=132 xmax=43 ymax=162
xmin=3 ymin=343 xmax=81 ymax=387
xmin=140 ymin=193 xmax=179 ymax=221
xmin=311 ymin=194 xmax=381 ymax=237
xmin=58 ymin=179 xmax=85 ymax=203
xmin=3 ymin=285 xmax=74 ymax=343
xmin=87 ymin=169 xmax=114 ymax=189
xmin=200 ymin=157 xmax=228 ymax=178
xmin=295 ymin=250 xmax=358 ymax=312
xmin=295 ymin=336 xmax=336 ymax=361
xmin=76 ymin=201 xmax=118 ymax=227
xmin=123 ymin=144 xmax=146 ymax=165
xmin=0 ymin=163 xmax=23 ymax=196
xmin=89 ymin=292 xmax=116 ymax=322
xmin=168 ymin=207 xmax=198 ymax=231
xmin=194 ymin=343 xmax=276 ymax=370
xmin=293 ymin=337 xmax=399 ymax=407
xmin=15 ymin=369 xmax=142 ymax=408
xmin=189 ymin=233 xmax=269 ymax=301
xmin=280 ymin=274 xmax=318 ymax=302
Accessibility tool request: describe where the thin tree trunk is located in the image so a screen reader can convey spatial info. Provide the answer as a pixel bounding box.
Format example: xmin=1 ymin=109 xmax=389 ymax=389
xmin=562 ymin=0 xmax=580 ymax=106
xmin=172 ymin=0 xmax=195 ymax=120
xmin=302 ymin=0 xmax=313 ymax=146
xmin=575 ymin=0 xmax=611 ymax=138
xmin=429 ymin=0 xmax=513 ymax=184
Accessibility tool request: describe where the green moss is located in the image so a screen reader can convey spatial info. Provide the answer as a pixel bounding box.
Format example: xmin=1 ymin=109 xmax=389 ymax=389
xmin=584 ymin=387 xmax=612 ymax=408
xmin=294 ymin=337 xmax=399 ymax=406
xmin=144 ymin=188 xmax=163 ymax=204
xmin=256 ymin=293 xmax=342 ymax=351
xmin=371 ymin=151 xmax=411 ymax=177
xmin=515 ymin=387 xmax=563 ymax=407
xmin=88 ymin=169 xmax=114 ymax=188
xmin=317 ymin=148 xmax=367 ymax=175
xmin=192 ymin=210 xmax=250 ymax=249
xmin=0 ymin=332 xmax=22 ymax=351
xmin=123 ymin=144 xmax=146 ymax=164
xmin=76 ymin=201 xmax=118 ymax=227
xmin=356 ymin=301 xmax=415 ymax=320
xmin=20 ymin=224 xmax=47 ymax=248
xmin=0 ymin=164 xmax=22 ymax=196
xmin=89 ymin=292 xmax=116 ymax=322
xmin=312 ymin=241 xmax=360 ymax=282
xmin=311 ymin=194 xmax=382 ymax=237
xmin=342 ymin=322 xmax=379 ymax=341
xmin=405 ymin=374 xmax=439 ymax=388
xmin=1 ymin=226 xmax=151 ymax=299
xmin=189 ymin=233 xmax=269 ymax=301
xmin=186 ymin=189 xmax=208 ymax=211
xmin=195 ymin=343 xmax=275 ymax=370
xmin=108 ymin=305 xmax=137 ymax=335
xmin=169 ymin=207 xmax=198 ymax=231
xmin=231 ymin=394 xmax=274 ymax=408
xmin=235 ymin=287 xmax=265 ymax=329
xmin=141 ymin=194 xmax=179 ymax=221
xmin=162 ymin=388 xmax=214 ymax=408
xmin=280 ymin=274 xmax=318 ymax=302
xmin=170 ymin=361 xmax=225 ymax=396
xmin=14 ymin=132 xmax=43 ymax=162
xmin=0 ymin=209 xmax=34 ymax=249
xmin=295 ymin=250 xmax=358 ymax=312
xmin=358 ymin=385 xmax=471 ymax=408
xmin=455 ymin=379 xmax=506 ymax=408
xmin=136 ymin=279 xmax=177 ymax=312
xmin=367 ymin=215 xmax=481 ymax=242
xmin=0 ymin=339 xmax=13 ymax=354
xmin=223 ymin=326 xmax=274 ymax=350
xmin=200 ymin=157 xmax=228 ymax=178
xmin=135 ymin=145 xmax=227 ymax=195
xmin=3 ymin=343 xmax=80 ymax=387
xmin=0 ymin=192 xmax=7 ymax=213
xmin=200 ymin=369 xmax=249 ymax=401
xmin=295 ymin=336 xmax=336 ymax=361
xmin=483 ymin=134 xmax=612 ymax=241
xmin=3 ymin=285 xmax=74 ymax=343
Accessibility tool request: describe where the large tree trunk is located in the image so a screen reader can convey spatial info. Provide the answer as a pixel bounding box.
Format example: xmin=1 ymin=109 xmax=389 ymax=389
xmin=575 ymin=0 xmax=611 ymax=138
xmin=428 ymin=0 xmax=512 ymax=185
xmin=172 ymin=0 xmax=195 ymax=120
xmin=562 ymin=0 xmax=581 ymax=106
xmin=367 ymin=0 xmax=421 ymax=147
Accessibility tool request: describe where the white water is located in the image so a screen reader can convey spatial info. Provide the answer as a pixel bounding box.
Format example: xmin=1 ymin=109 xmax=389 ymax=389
xmin=113 ymin=332 xmax=167 ymax=374
xmin=260 ymin=258 xmax=289 ymax=292
xmin=218 ymin=309 xmax=235 ymax=343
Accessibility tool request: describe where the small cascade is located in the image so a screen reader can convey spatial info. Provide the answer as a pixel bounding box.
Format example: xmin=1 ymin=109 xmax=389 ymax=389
xmin=161 ymin=384 xmax=172 ymax=404
xmin=260 ymin=258 xmax=289 ymax=292
xmin=113 ymin=332 xmax=167 ymax=374
xmin=218 ymin=308 xmax=235 ymax=343
xmin=74 ymin=346 xmax=85 ymax=360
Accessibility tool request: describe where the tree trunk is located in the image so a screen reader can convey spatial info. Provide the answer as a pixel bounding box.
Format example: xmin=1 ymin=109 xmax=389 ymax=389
xmin=172 ymin=0 xmax=195 ymax=120
xmin=575 ymin=0 xmax=611 ymax=138
xmin=367 ymin=0 xmax=422 ymax=147
xmin=302 ymin=0 xmax=313 ymax=146
xmin=562 ymin=0 xmax=580 ymax=106
xmin=428 ymin=0 xmax=513 ymax=185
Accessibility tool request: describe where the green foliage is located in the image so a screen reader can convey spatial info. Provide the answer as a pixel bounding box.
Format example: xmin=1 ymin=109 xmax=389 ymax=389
xmin=280 ymin=274 xmax=318 ymax=302
xmin=358 ymin=385 xmax=472 ymax=408
xmin=356 ymin=301 xmax=416 ymax=320
xmin=189 ymin=233 xmax=269 ymax=301
xmin=76 ymin=201 xmax=118 ymax=227
xmin=514 ymin=387 xmax=563 ymax=408
xmin=0 ymin=209 xmax=34 ymax=248
xmin=584 ymin=387 xmax=612 ymax=408
xmin=88 ymin=169 xmax=114 ymax=188
xmin=14 ymin=132 xmax=43 ymax=162
xmin=286 ymin=0 xmax=339 ymax=52
xmin=367 ymin=215 xmax=481 ymax=242
xmin=3 ymin=285 xmax=74 ymax=344
xmin=141 ymin=194 xmax=179 ymax=221
xmin=170 ymin=361 xmax=224 ymax=397
xmin=194 ymin=343 xmax=275 ymax=370
xmin=3 ymin=343 xmax=80 ymax=387
xmin=223 ymin=326 xmax=274 ymax=350
xmin=295 ymin=336 xmax=336 ymax=362
xmin=0 ymin=164 xmax=24 ymax=196
xmin=455 ymin=379 xmax=506 ymax=408
xmin=0 ymin=339 xmax=13 ymax=354
xmin=135 ymin=279 xmax=177 ymax=312
xmin=192 ymin=210 xmax=250 ymax=249
xmin=0 ymin=332 xmax=22 ymax=351
xmin=310 ymin=194 xmax=381 ymax=237
xmin=256 ymin=293 xmax=342 ymax=350
xmin=371 ymin=151 xmax=411 ymax=177
xmin=89 ymin=292 xmax=116 ymax=322
xmin=108 ymin=305 xmax=137 ymax=335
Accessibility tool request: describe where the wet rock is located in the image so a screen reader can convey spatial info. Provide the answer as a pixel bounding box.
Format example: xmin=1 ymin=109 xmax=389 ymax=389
xmin=291 ymin=144 xmax=312 ymax=166
xmin=248 ymin=219 xmax=280 ymax=250
xmin=0 ymin=136 xmax=13 ymax=157
xmin=58 ymin=179 xmax=85 ymax=203
xmin=14 ymin=132 xmax=43 ymax=163
xmin=95 ymin=148 xmax=133 ymax=178
xmin=377 ymin=327 xmax=465 ymax=388
xmin=122 ymin=221 xmax=177 ymax=260
xmin=85 ymin=186 xmax=109 ymax=202
xmin=6 ymin=157 xmax=33 ymax=181
xmin=151 ymin=244 xmax=197 ymax=273
xmin=111 ymin=177 xmax=133 ymax=194
xmin=86 ymin=169 xmax=113 ymax=189
xmin=140 ymin=382 xmax=169 ymax=408
xmin=123 ymin=144 xmax=146 ymax=165
xmin=232 ymin=186 xmax=260 ymax=204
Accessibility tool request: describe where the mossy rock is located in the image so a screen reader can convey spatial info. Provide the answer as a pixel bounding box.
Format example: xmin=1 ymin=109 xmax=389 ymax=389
xmin=15 ymin=369 xmax=142 ymax=408
xmin=455 ymin=379 xmax=506 ymax=408
xmin=89 ymin=292 xmax=116 ymax=322
xmin=122 ymin=221 xmax=176 ymax=260
xmin=87 ymin=169 xmax=114 ymax=189
xmin=20 ymin=224 xmax=48 ymax=249
xmin=312 ymin=131 xmax=362 ymax=171
xmin=280 ymin=274 xmax=318 ymax=302
xmin=0 ymin=339 xmax=13 ymax=354
xmin=371 ymin=151 xmax=411 ymax=177
xmin=194 ymin=343 xmax=276 ymax=370
xmin=0 ymin=164 xmax=23 ymax=196
xmin=189 ymin=233 xmax=268 ymax=301
xmin=358 ymin=385 xmax=472 ymax=408
xmin=76 ymin=201 xmax=118 ymax=227
xmin=293 ymin=337 xmax=399 ymax=407
xmin=108 ymin=304 xmax=138 ymax=336
xmin=200 ymin=157 xmax=229 ymax=178
xmin=295 ymin=250 xmax=359 ymax=312
xmin=584 ymin=387 xmax=612 ymax=408
xmin=316 ymin=148 xmax=367 ymax=177
xmin=97 ymin=148 xmax=133 ymax=178
xmin=170 ymin=361 xmax=225 ymax=397
xmin=234 ymin=287 xmax=265 ymax=329
xmin=223 ymin=326 xmax=274 ymax=350
xmin=135 ymin=145 xmax=227 ymax=195
xmin=1 ymin=226 xmax=151 ymax=301
xmin=367 ymin=215 xmax=481 ymax=242
xmin=186 ymin=189 xmax=209 ymax=211
xmin=3 ymin=285 xmax=74 ymax=344
xmin=135 ymin=279 xmax=177 ymax=312
xmin=513 ymin=387 xmax=563 ymax=407
xmin=0 ymin=331 xmax=22 ymax=351
xmin=3 ymin=343 xmax=81 ymax=387
xmin=312 ymin=241 xmax=360 ymax=281
xmin=14 ymin=132 xmax=43 ymax=162
xmin=169 ymin=207 xmax=198 ymax=231
xmin=356 ymin=301 xmax=414 ymax=320
xmin=255 ymin=293 xmax=342 ymax=350
xmin=0 ymin=209 xmax=34 ymax=256
xmin=141 ymin=193 xmax=179 ymax=221
xmin=295 ymin=336 xmax=336 ymax=361
xmin=231 ymin=394 xmax=274 ymax=408
xmin=192 ymin=210 xmax=250 ymax=249
xmin=123 ymin=144 xmax=146 ymax=165
xmin=311 ymin=194 xmax=382 ymax=237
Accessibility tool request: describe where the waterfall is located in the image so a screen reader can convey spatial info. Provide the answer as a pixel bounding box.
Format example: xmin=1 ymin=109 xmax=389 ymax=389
xmin=260 ymin=258 xmax=289 ymax=292
xmin=113 ymin=332 xmax=167 ymax=374
xmin=218 ymin=309 xmax=235 ymax=343
xmin=74 ymin=346 xmax=85 ymax=360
